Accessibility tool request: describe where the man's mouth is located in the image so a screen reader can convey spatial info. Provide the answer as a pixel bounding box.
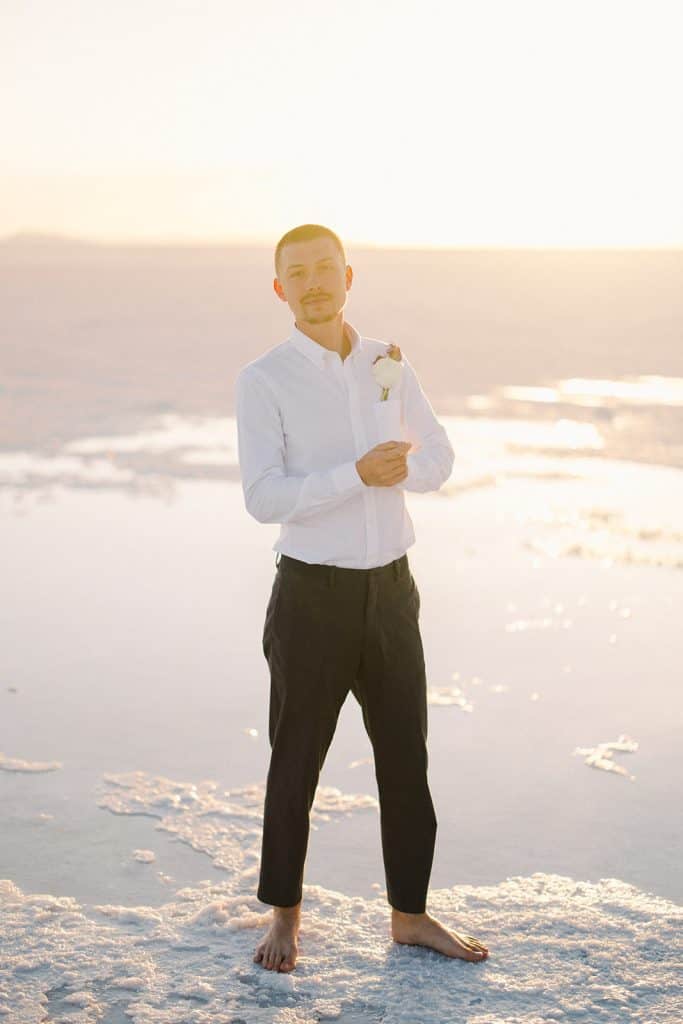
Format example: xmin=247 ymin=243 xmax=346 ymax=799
xmin=306 ymin=296 xmax=328 ymax=303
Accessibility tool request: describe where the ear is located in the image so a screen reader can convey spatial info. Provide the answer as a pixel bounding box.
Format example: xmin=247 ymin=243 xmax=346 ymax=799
xmin=273 ymin=278 xmax=286 ymax=302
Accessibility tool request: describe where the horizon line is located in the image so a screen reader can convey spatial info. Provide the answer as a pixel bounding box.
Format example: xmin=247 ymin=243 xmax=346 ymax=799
xmin=2 ymin=230 xmax=683 ymax=253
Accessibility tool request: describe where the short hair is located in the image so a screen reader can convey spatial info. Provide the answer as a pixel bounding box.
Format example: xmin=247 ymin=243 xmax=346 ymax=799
xmin=274 ymin=223 xmax=346 ymax=277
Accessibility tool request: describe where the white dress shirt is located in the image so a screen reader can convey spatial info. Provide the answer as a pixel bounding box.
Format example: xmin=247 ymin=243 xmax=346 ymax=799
xmin=235 ymin=320 xmax=454 ymax=568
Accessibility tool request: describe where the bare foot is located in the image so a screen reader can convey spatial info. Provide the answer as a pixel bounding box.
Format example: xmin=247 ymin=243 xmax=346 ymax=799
xmin=253 ymin=902 xmax=301 ymax=972
xmin=391 ymin=909 xmax=489 ymax=962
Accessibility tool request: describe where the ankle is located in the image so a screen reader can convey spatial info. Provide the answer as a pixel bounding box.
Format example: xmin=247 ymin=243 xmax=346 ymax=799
xmin=273 ymin=901 xmax=302 ymax=919
xmin=391 ymin=907 xmax=427 ymax=919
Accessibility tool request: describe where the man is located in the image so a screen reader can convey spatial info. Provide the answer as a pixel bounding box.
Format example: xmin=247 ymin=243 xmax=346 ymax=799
xmin=235 ymin=223 xmax=489 ymax=972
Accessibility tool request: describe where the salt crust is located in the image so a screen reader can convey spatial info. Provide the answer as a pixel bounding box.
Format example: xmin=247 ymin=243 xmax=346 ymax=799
xmin=1 ymin=873 xmax=681 ymax=1023
xmin=0 ymin=752 xmax=63 ymax=773
xmin=132 ymin=850 xmax=157 ymax=864
xmin=0 ymin=770 xmax=681 ymax=1023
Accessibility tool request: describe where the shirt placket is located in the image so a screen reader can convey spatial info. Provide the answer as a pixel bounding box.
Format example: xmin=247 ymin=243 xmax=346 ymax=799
xmin=330 ymin=354 xmax=378 ymax=568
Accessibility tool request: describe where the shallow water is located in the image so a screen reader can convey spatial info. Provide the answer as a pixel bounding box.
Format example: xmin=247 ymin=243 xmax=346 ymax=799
xmin=1 ymin=406 xmax=682 ymax=1022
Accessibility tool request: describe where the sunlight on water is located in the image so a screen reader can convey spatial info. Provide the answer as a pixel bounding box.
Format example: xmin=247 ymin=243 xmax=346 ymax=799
xmin=63 ymin=414 xmax=239 ymax=459
xmin=500 ymin=375 xmax=683 ymax=408
xmin=522 ymin=502 xmax=683 ymax=571
xmin=465 ymin=374 xmax=683 ymax=472
xmin=2 ymin=397 xmax=682 ymax=582
xmin=427 ymin=685 xmax=474 ymax=711
xmin=0 ymin=453 xmax=135 ymax=484
xmin=2 ymin=375 xmax=683 ymax=500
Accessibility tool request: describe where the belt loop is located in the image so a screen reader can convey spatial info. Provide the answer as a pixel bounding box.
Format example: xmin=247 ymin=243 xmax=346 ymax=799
xmin=275 ymin=552 xmax=281 ymax=568
xmin=328 ymin=565 xmax=336 ymax=588
xmin=392 ymin=559 xmax=400 ymax=582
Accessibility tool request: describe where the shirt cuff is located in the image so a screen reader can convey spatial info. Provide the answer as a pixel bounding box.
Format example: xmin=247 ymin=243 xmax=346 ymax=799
xmin=330 ymin=459 xmax=365 ymax=493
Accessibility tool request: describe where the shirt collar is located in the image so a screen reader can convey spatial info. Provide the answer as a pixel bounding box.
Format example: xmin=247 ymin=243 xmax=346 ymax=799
xmin=288 ymin=321 xmax=363 ymax=369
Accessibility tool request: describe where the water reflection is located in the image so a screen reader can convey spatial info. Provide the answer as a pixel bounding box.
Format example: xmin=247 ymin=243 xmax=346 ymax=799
xmin=500 ymin=375 xmax=683 ymax=407
xmin=2 ymin=376 xmax=683 ymax=500
xmin=2 ymin=375 xmax=683 ymax=573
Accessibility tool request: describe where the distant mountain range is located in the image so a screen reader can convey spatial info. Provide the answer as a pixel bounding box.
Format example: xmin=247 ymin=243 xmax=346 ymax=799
xmin=1 ymin=231 xmax=100 ymax=246
xmin=0 ymin=232 xmax=253 ymax=249
xmin=4 ymin=232 xmax=680 ymax=252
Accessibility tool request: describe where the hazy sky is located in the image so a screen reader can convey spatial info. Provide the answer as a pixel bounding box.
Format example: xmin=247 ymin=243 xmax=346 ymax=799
xmin=2 ymin=0 xmax=682 ymax=246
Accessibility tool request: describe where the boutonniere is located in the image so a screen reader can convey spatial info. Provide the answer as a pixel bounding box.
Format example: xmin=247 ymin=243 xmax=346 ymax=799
xmin=371 ymin=343 xmax=403 ymax=400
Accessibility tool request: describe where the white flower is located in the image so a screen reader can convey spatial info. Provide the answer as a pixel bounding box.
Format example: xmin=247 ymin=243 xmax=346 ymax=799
xmin=371 ymin=344 xmax=404 ymax=400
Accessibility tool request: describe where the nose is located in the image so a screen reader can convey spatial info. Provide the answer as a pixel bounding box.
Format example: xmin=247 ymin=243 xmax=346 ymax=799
xmin=302 ymin=268 xmax=324 ymax=288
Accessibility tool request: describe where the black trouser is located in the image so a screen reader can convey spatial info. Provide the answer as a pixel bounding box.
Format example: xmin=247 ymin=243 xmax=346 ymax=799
xmin=258 ymin=551 xmax=437 ymax=914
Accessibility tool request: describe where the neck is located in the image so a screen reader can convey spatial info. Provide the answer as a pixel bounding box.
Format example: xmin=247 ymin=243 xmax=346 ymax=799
xmin=295 ymin=312 xmax=348 ymax=356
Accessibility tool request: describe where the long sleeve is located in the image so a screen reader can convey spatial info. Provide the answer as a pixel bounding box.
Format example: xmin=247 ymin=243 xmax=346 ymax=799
xmin=397 ymin=355 xmax=455 ymax=493
xmin=235 ymin=365 xmax=366 ymax=525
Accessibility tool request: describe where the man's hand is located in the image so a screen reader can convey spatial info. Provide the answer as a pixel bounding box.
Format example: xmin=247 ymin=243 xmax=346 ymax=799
xmin=356 ymin=441 xmax=411 ymax=486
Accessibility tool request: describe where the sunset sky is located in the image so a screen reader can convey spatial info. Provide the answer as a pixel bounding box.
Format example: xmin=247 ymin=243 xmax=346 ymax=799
xmin=2 ymin=0 xmax=682 ymax=247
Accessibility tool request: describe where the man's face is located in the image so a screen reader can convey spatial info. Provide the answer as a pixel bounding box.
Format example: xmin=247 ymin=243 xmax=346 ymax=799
xmin=274 ymin=236 xmax=352 ymax=324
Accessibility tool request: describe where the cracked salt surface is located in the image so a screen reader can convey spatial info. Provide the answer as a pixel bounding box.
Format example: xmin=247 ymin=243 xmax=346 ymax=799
xmin=1 ymin=770 xmax=681 ymax=1023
